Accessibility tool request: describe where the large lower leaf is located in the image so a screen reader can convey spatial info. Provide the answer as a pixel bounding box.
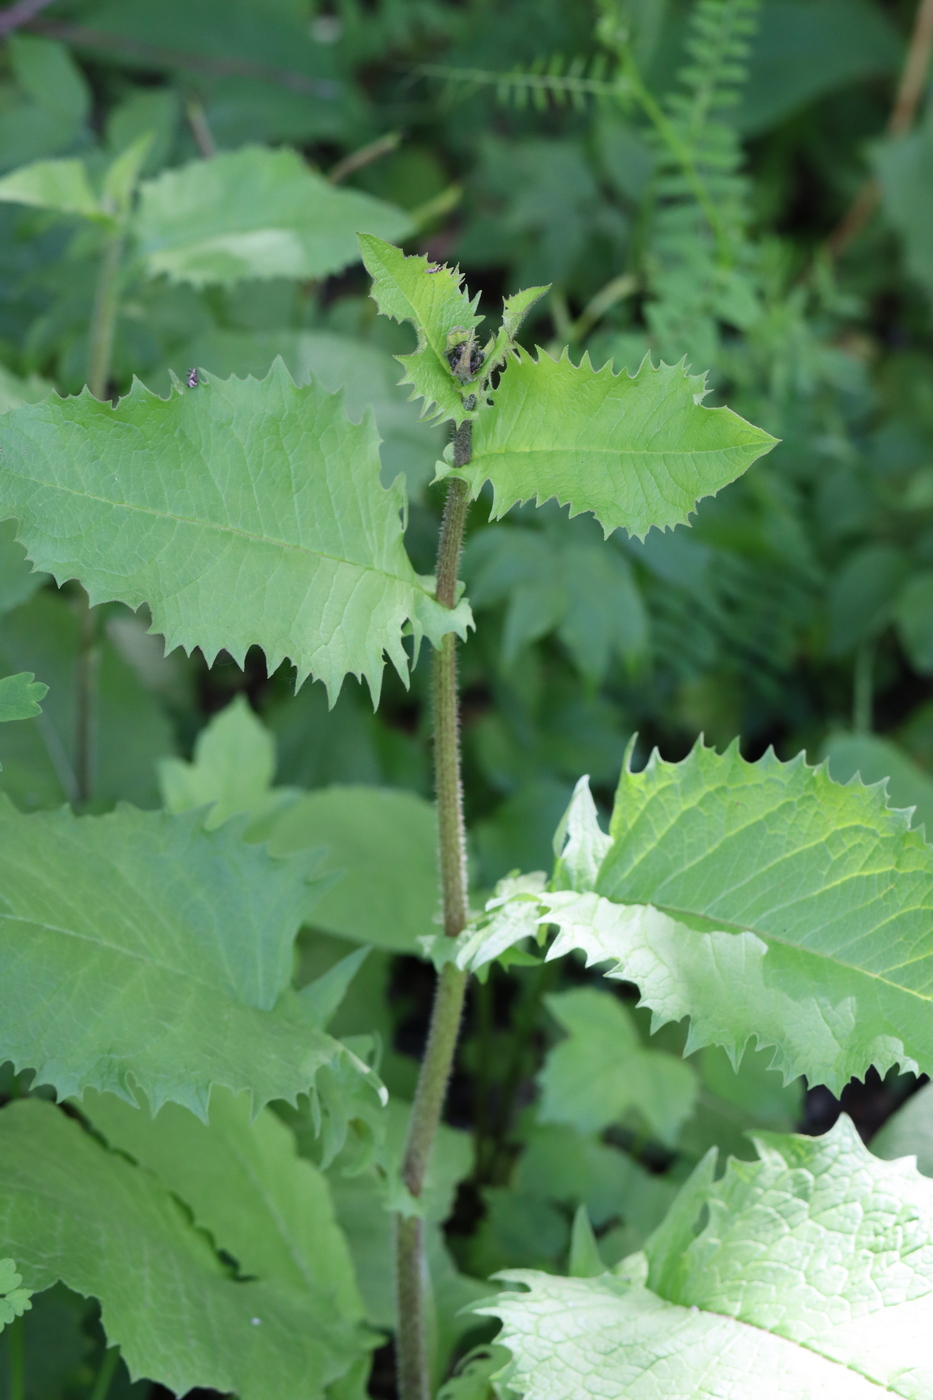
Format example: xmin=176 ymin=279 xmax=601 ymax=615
xmin=0 ymin=1100 xmax=367 ymax=1400
xmin=135 ymin=146 xmax=412 ymax=287
xmin=81 ymin=1086 xmax=365 ymax=1321
xmin=466 ymin=743 xmax=933 ymax=1090
xmin=439 ymin=351 xmax=777 ymax=538
xmin=0 ymin=798 xmax=374 ymax=1116
xmin=483 ymin=1117 xmax=933 ymax=1398
xmin=0 ymin=361 xmax=469 ymax=701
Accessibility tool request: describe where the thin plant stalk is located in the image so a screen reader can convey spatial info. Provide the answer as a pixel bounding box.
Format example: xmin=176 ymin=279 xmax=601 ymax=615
xmin=73 ymin=585 xmax=100 ymax=809
xmin=8 ymin=1314 xmax=24 ymax=1400
xmin=89 ymin=1347 xmax=121 ymax=1400
xmin=87 ymin=230 xmax=124 ymax=401
xmin=395 ymin=430 xmax=473 ymax=1400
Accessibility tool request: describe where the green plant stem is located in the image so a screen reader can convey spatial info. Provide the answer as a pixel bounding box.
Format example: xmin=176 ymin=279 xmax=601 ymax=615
xmin=89 ymin=1347 xmax=121 ymax=1400
xmin=8 ymin=1314 xmax=24 ymax=1400
xmin=87 ymin=230 xmax=124 ymax=400
xmin=854 ymin=637 xmax=875 ymax=734
xmin=395 ymin=447 xmax=472 ymax=1400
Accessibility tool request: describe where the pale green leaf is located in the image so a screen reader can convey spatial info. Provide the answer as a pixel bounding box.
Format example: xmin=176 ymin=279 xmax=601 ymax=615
xmin=502 ymin=285 xmax=551 ymax=343
xmin=872 ymin=1081 xmax=933 ymax=1174
xmin=0 ymin=671 xmax=46 ymax=722
xmin=539 ymin=988 xmax=697 ymax=1146
xmin=0 ymin=361 xmax=469 ymax=702
xmin=0 ymin=156 xmax=100 ymax=219
xmin=439 ymin=351 xmax=777 ymax=538
xmin=483 ymin=1116 xmax=933 ymax=1398
xmin=0 ymin=1099 xmax=367 ymax=1399
xmin=0 ymin=797 xmax=377 ymax=1117
xmin=551 ymin=775 xmax=611 ymax=892
xmin=136 ymin=146 xmax=412 ymax=287
xmin=0 ymin=1257 xmax=31 ymax=1330
xmin=255 ymin=785 xmax=439 ymax=953
xmin=160 ymin=695 xmax=283 ymax=829
xmin=80 ymin=1086 xmax=365 ymax=1321
xmin=568 ymin=1206 xmax=605 ymax=1279
xmin=480 ymin=741 xmax=933 ymax=1090
xmin=359 ymin=234 xmax=483 ymax=425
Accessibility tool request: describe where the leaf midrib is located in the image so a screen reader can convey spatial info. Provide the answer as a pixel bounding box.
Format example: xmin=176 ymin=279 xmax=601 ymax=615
xmin=3 ymin=471 xmax=424 ymax=594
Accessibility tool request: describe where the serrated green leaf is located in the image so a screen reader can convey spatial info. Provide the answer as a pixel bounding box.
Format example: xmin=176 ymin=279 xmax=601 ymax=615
xmin=0 ymin=156 xmax=101 ymax=220
xmin=538 ymin=988 xmax=697 ymax=1146
xmin=546 ymin=742 xmax=933 ymax=1089
xmin=255 ymin=785 xmax=440 ymax=954
xmin=0 ymin=362 xmax=469 ymax=702
xmin=551 ymin=776 xmax=612 ymax=892
xmin=0 ymin=1099 xmax=367 ymax=1399
xmin=359 ymin=234 xmax=482 ymax=425
xmin=0 ymin=798 xmax=376 ymax=1117
xmin=483 ymin=1117 xmax=933 ymax=1398
xmin=0 ymin=1256 xmax=31 ymax=1330
xmin=440 ymin=351 xmax=777 ymax=538
xmin=160 ymin=695 xmax=283 ymax=829
xmin=502 ymin=285 xmax=551 ymax=342
xmin=136 ymin=147 xmax=412 ymax=287
xmin=81 ymin=1086 xmax=365 ymax=1322
xmin=0 ymin=671 xmax=46 ymax=722
xmin=824 ymin=731 xmax=933 ymax=835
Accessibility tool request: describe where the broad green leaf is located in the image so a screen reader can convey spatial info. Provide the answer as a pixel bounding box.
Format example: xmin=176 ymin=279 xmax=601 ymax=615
xmin=136 ymin=147 xmax=412 ymax=287
xmin=0 ymin=1099 xmax=367 ymax=1399
xmin=538 ymin=988 xmax=697 ymax=1147
xmin=471 ymin=745 xmax=933 ymax=1090
xmin=359 ymin=235 xmax=483 ymax=425
xmin=439 ymin=352 xmax=777 ymax=538
xmin=0 ymin=672 xmax=46 ymax=723
xmin=874 ymin=117 xmax=933 ymax=298
xmin=551 ymin=774 xmax=612 ymax=893
xmin=0 ymin=361 xmax=469 ymax=702
xmin=81 ymin=1086 xmax=364 ymax=1321
xmin=0 ymin=157 xmax=100 ymax=220
xmin=0 ymin=798 xmax=375 ymax=1117
xmin=255 ymin=785 xmax=440 ymax=953
xmin=0 ymin=1258 xmax=31 ymax=1330
xmin=160 ymin=695 xmax=285 ymax=829
xmin=824 ymin=731 xmax=933 ymax=836
xmin=175 ymin=328 xmax=446 ymax=498
xmin=484 ymin=1116 xmax=933 ymax=1399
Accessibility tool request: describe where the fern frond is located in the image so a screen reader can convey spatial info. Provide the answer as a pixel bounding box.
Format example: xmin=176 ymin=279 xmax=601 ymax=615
xmin=415 ymin=56 xmax=628 ymax=112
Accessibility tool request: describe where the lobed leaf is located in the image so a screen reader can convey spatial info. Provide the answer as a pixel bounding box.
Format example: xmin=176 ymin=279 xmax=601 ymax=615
xmin=0 ymin=361 xmax=469 ymax=703
xmin=0 ymin=1257 xmax=31 ymax=1330
xmin=483 ymin=1117 xmax=933 ymax=1398
xmin=0 ymin=798 xmax=377 ymax=1117
xmin=0 ymin=671 xmax=46 ymax=722
xmin=136 ymin=146 xmax=413 ymax=287
xmin=439 ymin=351 xmax=777 ymax=538
xmin=359 ymin=234 xmax=483 ymax=425
xmin=0 ymin=1100 xmax=367 ymax=1399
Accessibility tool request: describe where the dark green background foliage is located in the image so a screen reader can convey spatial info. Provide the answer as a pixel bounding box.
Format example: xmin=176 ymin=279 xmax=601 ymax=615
xmin=0 ymin=0 xmax=932 ymax=1395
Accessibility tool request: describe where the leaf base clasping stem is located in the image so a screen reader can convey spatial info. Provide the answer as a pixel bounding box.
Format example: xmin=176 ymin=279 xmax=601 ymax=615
xmin=395 ymin=428 xmax=472 ymax=1400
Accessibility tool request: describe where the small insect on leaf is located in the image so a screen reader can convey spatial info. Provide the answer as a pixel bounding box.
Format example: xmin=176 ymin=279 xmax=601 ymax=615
xmin=186 ymin=368 xmax=199 ymax=389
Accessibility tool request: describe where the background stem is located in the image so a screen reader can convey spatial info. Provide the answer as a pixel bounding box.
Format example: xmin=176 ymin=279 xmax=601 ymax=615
xmin=395 ymin=451 xmax=472 ymax=1400
xmin=8 ymin=1315 xmax=24 ymax=1400
xmin=87 ymin=231 xmax=124 ymax=400
xmin=89 ymin=1347 xmax=121 ymax=1400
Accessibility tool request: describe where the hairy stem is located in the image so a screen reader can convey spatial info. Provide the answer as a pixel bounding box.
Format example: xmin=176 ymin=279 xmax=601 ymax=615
xmin=87 ymin=230 xmax=124 ymax=400
xmin=395 ymin=442 xmax=472 ymax=1400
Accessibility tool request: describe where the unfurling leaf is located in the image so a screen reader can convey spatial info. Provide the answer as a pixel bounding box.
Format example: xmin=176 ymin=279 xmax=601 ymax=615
xmin=0 ymin=361 xmax=470 ymax=703
xmin=483 ymin=1117 xmax=933 ymax=1399
xmin=0 ymin=798 xmax=378 ymax=1118
xmin=0 ymin=670 xmax=46 ymax=722
xmin=359 ymin=234 xmax=483 ymax=425
xmin=0 ymin=1100 xmax=368 ymax=1400
xmin=137 ymin=146 xmax=413 ymax=287
xmin=439 ymin=351 xmax=777 ymax=538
